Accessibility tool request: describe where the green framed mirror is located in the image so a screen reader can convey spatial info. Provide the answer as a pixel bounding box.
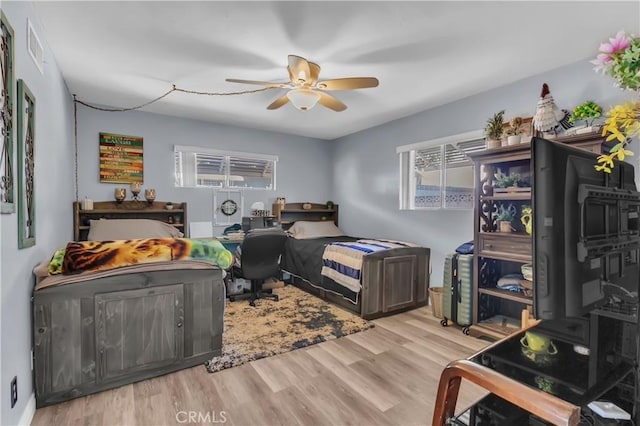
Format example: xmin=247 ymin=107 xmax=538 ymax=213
xmin=17 ymin=79 xmax=35 ymax=248
xmin=1 ymin=12 xmax=15 ymax=214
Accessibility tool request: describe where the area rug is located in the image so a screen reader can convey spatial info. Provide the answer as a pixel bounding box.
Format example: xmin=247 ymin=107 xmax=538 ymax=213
xmin=205 ymin=285 xmax=373 ymax=373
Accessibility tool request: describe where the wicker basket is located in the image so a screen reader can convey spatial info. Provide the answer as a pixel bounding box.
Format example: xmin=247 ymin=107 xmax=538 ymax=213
xmin=429 ymin=287 xmax=444 ymax=319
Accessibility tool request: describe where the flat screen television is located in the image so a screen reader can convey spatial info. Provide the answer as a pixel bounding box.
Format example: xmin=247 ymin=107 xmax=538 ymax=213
xmin=532 ymin=137 xmax=640 ymax=320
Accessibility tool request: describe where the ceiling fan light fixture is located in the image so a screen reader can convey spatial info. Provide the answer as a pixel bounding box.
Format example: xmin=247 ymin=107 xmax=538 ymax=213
xmin=286 ymin=88 xmax=320 ymax=111
xmin=226 ymin=55 xmax=378 ymax=111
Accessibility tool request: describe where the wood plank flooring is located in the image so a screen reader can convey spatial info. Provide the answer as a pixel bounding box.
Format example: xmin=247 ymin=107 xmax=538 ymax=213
xmin=31 ymin=306 xmax=490 ymax=426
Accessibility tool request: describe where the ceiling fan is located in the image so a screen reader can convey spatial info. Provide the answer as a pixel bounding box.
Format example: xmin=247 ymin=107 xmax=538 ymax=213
xmin=225 ymin=55 xmax=379 ymax=112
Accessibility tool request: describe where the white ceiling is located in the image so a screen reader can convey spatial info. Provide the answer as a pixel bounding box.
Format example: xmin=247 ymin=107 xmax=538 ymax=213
xmin=32 ymin=1 xmax=639 ymax=140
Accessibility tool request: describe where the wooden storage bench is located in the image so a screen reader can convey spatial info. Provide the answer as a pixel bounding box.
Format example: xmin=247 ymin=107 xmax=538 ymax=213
xmin=33 ymin=265 xmax=224 ymax=407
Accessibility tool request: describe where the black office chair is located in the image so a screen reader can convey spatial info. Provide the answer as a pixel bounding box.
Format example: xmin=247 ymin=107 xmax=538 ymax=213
xmin=231 ymin=228 xmax=287 ymax=306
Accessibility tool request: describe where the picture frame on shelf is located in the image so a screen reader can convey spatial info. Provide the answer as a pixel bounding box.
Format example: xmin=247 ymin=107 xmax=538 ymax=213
xmin=17 ymin=79 xmax=35 ymax=248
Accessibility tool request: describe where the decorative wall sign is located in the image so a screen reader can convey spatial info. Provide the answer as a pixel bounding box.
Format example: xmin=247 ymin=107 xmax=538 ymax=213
xmin=0 ymin=12 xmax=14 ymax=214
xmin=99 ymin=132 xmax=143 ymax=183
xmin=17 ymin=80 xmax=35 ymax=248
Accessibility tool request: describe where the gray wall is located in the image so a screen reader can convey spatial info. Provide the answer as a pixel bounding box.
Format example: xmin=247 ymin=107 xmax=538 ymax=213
xmin=75 ymin=108 xmax=334 ymax=234
xmin=1 ymin=3 xmax=75 ymax=425
xmin=332 ymin=59 xmax=637 ymax=285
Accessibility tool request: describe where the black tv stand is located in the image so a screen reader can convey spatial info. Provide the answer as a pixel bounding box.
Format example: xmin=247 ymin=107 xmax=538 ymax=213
xmin=433 ymin=318 xmax=639 ymax=425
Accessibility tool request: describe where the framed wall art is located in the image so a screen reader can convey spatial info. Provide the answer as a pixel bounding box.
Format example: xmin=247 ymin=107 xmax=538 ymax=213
xmin=99 ymin=132 xmax=143 ymax=184
xmin=1 ymin=12 xmax=15 ymax=214
xmin=17 ymin=79 xmax=35 ymax=248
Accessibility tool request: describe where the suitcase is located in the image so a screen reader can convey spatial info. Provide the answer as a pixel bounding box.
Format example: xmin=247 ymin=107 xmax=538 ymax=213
xmin=441 ymin=253 xmax=474 ymax=335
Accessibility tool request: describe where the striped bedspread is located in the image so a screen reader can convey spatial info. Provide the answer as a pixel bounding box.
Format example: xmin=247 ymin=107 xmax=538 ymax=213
xmin=321 ymin=239 xmax=417 ymax=293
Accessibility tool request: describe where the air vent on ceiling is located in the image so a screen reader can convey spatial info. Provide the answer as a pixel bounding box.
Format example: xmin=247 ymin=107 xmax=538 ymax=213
xmin=27 ymin=19 xmax=43 ymax=74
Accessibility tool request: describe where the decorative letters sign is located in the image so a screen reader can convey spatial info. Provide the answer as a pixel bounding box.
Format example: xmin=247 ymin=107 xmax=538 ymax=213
xmin=99 ymin=132 xmax=143 ymax=183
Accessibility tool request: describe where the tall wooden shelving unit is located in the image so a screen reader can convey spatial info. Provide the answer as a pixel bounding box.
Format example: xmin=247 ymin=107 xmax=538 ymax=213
xmin=468 ymin=132 xmax=604 ymax=340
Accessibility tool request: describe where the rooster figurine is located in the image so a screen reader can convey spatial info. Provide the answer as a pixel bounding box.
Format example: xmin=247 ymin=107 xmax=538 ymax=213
xmin=533 ymin=83 xmax=571 ymax=135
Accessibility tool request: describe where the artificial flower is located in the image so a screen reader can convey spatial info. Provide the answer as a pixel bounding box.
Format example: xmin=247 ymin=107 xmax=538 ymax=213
xmin=593 ymin=30 xmax=640 ymax=91
xmin=617 ymin=148 xmax=634 ymax=161
xmin=599 ymin=31 xmax=631 ymax=55
xmin=569 ymin=100 xmax=602 ymax=125
xmin=590 ymin=53 xmax=612 ymax=72
xmin=595 ymin=154 xmax=615 ymax=174
xmin=592 ymin=31 xmax=640 ymax=172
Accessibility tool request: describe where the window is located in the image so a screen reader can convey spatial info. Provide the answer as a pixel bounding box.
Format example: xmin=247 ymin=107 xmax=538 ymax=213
xmin=398 ymin=131 xmax=485 ymax=210
xmin=174 ymin=145 xmax=277 ymax=190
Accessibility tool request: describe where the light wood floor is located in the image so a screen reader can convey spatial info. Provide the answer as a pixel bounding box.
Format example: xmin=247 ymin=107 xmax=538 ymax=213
xmin=31 ymin=306 xmax=490 ymax=426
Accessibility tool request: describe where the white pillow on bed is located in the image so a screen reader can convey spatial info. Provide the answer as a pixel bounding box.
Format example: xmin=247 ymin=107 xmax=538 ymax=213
xmin=287 ymin=220 xmax=344 ymax=239
xmin=87 ymin=219 xmax=184 ymax=240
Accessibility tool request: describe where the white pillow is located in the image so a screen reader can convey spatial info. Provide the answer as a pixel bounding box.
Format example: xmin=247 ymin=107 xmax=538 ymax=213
xmin=87 ymin=219 xmax=184 ymax=241
xmin=287 ymin=220 xmax=344 ymax=239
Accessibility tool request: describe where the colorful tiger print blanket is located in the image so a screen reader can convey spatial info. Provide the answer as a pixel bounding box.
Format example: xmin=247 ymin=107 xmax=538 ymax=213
xmin=57 ymin=238 xmax=233 ymax=275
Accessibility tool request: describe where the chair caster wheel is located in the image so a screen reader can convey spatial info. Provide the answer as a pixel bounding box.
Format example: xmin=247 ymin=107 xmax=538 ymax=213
xmin=229 ymin=296 xmax=235 ymax=302
xmin=274 ymin=295 xmax=279 ymax=301
xmin=463 ymin=327 xmax=470 ymax=335
xmin=440 ymin=319 xmax=448 ymax=327
xmin=249 ymin=300 xmax=256 ymax=307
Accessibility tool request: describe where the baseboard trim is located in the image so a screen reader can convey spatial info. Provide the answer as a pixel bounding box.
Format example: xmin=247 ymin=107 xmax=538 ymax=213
xmin=17 ymin=393 xmax=36 ymax=426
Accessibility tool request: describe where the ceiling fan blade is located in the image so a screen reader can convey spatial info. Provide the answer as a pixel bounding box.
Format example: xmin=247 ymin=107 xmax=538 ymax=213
xmin=317 ymin=92 xmax=347 ymax=112
xmin=226 ymin=78 xmax=289 ymax=88
xmin=316 ymin=77 xmax=379 ymax=91
xmin=288 ymin=55 xmax=311 ymax=86
xmin=308 ymin=61 xmax=321 ymax=86
xmin=266 ymin=94 xmax=290 ymax=110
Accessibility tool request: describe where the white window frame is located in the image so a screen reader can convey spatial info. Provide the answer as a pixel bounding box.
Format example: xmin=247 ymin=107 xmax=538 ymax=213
xmin=397 ymin=130 xmax=484 ymax=210
xmin=174 ymin=145 xmax=278 ymax=190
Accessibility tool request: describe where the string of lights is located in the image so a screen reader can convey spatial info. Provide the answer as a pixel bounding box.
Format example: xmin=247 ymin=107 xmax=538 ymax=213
xmin=73 ymin=84 xmax=278 ymax=112
xmin=73 ymin=84 xmax=276 ymax=201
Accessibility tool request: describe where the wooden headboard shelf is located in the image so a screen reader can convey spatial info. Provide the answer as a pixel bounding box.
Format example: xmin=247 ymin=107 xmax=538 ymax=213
xmin=73 ymin=200 xmax=188 ymax=241
xmin=272 ymin=202 xmax=338 ymax=229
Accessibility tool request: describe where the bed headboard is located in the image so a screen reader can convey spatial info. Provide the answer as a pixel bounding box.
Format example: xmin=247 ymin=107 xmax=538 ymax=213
xmin=73 ymin=200 xmax=188 ymax=241
xmin=272 ymin=202 xmax=338 ymax=230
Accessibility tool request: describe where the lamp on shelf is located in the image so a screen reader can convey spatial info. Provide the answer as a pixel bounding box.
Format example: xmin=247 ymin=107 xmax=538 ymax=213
xmin=145 ymin=188 xmax=156 ymax=205
xmin=130 ymin=182 xmax=141 ymax=201
xmin=114 ymin=188 xmax=126 ymax=204
xmin=286 ymin=88 xmax=320 ymax=111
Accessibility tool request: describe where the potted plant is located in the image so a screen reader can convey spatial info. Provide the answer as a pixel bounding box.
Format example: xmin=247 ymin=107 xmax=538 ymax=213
xmin=569 ymin=100 xmax=603 ymax=134
xmin=496 ymin=204 xmax=516 ymax=232
xmin=494 ymin=172 xmax=526 ymax=192
xmin=326 ymin=200 xmax=334 ymax=209
xmin=165 ymin=201 xmax=174 ymax=210
xmin=485 ymin=110 xmax=505 ymax=149
xmin=505 ymin=116 xmax=523 ymax=145
xmin=494 ymin=172 xmax=513 ymax=189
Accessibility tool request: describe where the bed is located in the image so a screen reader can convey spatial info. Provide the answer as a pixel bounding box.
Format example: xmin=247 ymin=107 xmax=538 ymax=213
xmin=277 ymin=204 xmax=431 ymax=319
xmin=32 ymin=208 xmax=230 ymax=407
